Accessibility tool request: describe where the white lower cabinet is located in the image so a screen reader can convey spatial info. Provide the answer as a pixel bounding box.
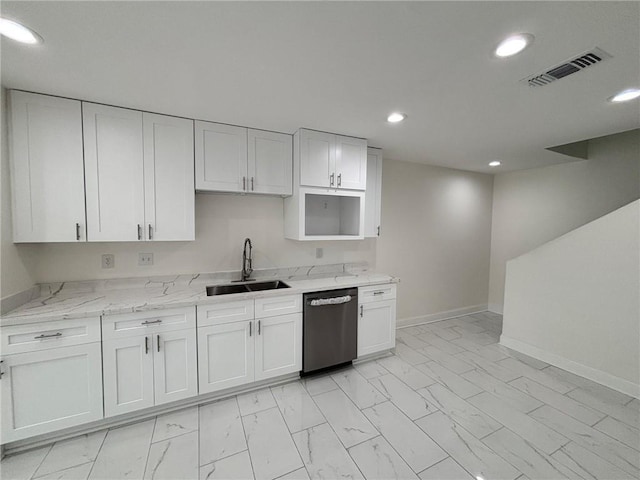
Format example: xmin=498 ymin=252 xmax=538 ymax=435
xmin=0 ymin=319 xmax=103 ymax=443
xmin=197 ymin=296 xmax=302 ymax=394
xmin=358 ymin=284 xmax=397 ymax=357
xmin=102 ymin=308 xmax=197 ymax=417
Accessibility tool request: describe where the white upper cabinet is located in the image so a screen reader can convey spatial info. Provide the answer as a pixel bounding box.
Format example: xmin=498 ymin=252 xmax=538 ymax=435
xmin=84 ymin=104 xmax=194 ymax=242
xmin=143 ymin=113 xmax=195 ymax=241
xmin=9 ymin=91 xmax=86 ymax=242
xmin=83 ymin=103 xmax=145 ymax=242
xmin=195 ymin=121 xmax=247 ymax=193
xmin=364 ymin=147 xmax=383 ymax=237
xmin=297 ymin=129 xmax=366 ymax=190
xmin=248 ymin=129 xmax=292 ymax=195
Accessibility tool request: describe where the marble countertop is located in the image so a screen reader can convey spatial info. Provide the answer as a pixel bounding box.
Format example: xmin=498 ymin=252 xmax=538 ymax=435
xmin=1 ymin=263 xmax=397 ymax=327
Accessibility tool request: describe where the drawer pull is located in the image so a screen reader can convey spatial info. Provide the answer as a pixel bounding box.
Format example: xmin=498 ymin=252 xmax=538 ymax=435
xmin=373 ymin=291 xmax=385 ymax=296
xmin=0 ymin=360 xmax=5 ymax=379
xmin=157 ymin=334 xmax=160 ymax=352
xmin=141 ymin=319 xmax=163 ymax=326
xmin=34 ymin=332 xmax=63 ymax=340
xmin=145 ymin=336 xmax=149 ymax=354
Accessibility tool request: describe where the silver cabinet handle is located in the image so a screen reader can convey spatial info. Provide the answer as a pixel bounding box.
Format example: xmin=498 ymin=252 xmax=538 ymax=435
xmin=337 ymin=173 xmax=342 ymax=187
xmin=249 ymin=321 xmax=252 ymax=337
xmin=360 ymin=305 xmax=364 ymax=317
xmin=258 ymin=320 xmax=261 ymax=335
xmin=251 ymin=177 xmax=254 ymax=191
xmin=141 ymin=319 xmax=162 ymax=326
xmin=329 ymin=173 xmax=335 ymax=186
xmin=373 ymin=291 xmax=385 ymax=296
xmin=243 ymin=176 xmax=246 ymax=190
xmin=145 ymin=336 xmax=149 ymax=354
xmin=75 ymin=223 xmax=81 ymax=241
xmin=35 ymin=332 xmax=62 ymax=340
xmin=138 ymin=224 xmax=142 ymax=240
xmin=0 ymin=360 xmax=4 ymax=379
xmin=157 ymin=334 xmax=160 ymax=352
xmin=148 ymin=224 xmax=153 ymax=240
xmin=377 ymin=226 xmax=380 ymax=236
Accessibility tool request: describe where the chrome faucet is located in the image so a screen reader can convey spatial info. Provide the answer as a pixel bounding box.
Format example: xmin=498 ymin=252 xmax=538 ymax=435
xmin=241 ymin=238 xmax=253 ymax=281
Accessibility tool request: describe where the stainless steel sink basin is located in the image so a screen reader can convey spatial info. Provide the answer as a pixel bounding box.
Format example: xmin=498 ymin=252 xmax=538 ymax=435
xmin=206 ymin=280 xmax=290 ymax=296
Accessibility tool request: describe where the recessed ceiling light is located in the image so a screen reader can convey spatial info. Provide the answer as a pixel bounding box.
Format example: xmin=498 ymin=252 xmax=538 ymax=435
xmin=387 ymin=112 xmax=406 ymax=123
xmin=489 ymin=161 xmax=501 ymax=167
xmin=609 ymin=88 xmax=640 ymax=103
xmin=495 ymin=34 xmax=533 ymax=58
xmin=0 ymin=18 xmax=43 ymax=45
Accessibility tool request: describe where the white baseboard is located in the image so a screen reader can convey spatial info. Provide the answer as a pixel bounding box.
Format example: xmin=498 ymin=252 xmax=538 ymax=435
xmin=488 ymin=303 xmax=503 ymax=315
xmin=397 ymin=304 xmax=488 ymax=329
xmin=500 ymin=335 xmax=639 ymax=399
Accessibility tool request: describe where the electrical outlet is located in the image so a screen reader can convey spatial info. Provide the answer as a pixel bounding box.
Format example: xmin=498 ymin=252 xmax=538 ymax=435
xmin=102 ymin=254 xmax=115 ymax=269
xmin=316 ymin=248 xmax=323 ymax=259
xmin=138 ymin=253 xmax=153 ymax=266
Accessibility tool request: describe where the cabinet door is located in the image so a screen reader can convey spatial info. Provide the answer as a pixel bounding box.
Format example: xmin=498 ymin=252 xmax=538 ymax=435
xmin=358 ymin=300 xmax=396 ymax=357
xmin=335 ymin=135 xmax=367 ymax=190
xmin=195 ymin=121 xmax=247 ymax=193
xmin=247 ymin=129 xmax=292 ymax=196
xmin=299 ymin=129 xmax=333 ymax=188
xmin=0 ymin=343 xmax=103 ymax=443
xmin=143 ymin=113 xmax=195 ymax=241
xmin=364 ymin=148 xmax=383 ymax=237
xmin=102 ymin=336 xmax=154 ymax=417
xmin=9 ymin=91 xmax=86 ymax=242
xmin=197 ymin=322 xmax=254 ymax=394
xmin=83 ymin=103 xmax=145 ymax=241
xmin=153 ymin=329 xmax=198 ymax=406
xmin=254 ymin=313 xmax=302 ymax=381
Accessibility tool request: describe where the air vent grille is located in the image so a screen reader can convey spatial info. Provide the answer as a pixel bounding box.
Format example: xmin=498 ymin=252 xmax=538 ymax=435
xmin=522 ymin=47 xmax=612 ymax=87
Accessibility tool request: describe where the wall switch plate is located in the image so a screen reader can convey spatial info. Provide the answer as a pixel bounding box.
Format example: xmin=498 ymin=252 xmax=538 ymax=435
xmin=138 ymin=253 xmax=153 ymax=266
xmin=316 ymin=248 xmax=323 ymax=259
xmin=102 ymin=254 xmax=115 ymax=269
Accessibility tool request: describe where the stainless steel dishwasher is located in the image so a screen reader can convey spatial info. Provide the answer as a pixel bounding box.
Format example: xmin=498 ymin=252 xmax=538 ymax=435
xmin=302 ymin=287 xmax=358 ymax=374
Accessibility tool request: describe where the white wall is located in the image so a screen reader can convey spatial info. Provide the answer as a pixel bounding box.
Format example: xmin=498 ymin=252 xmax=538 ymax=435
xmin=376 ymin=160 xmax=493 ymax=324
xmin=502 ymin=200 xmax=639 ymax=396
xmin=489 ymin=129 xmax=640 ymax=313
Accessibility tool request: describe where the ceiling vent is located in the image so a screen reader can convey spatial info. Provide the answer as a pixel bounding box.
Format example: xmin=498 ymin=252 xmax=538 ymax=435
xmin=521 ymin=47 xmax=612 ymax=87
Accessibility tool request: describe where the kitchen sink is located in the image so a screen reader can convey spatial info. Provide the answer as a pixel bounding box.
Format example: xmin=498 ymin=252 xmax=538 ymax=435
xmin=206 ymin=280 xmax=290 ymax=296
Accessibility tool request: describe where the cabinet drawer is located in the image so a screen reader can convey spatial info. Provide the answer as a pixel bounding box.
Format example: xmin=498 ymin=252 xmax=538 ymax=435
xmin=359 ymin=284 xmax=397 ymax=304
xmin=197 ymin=300 xmax=254 ymax=327
xmin=255 ymin=295 xmax=302 ymax=319
xmin=1 ymin=317 xmax=101 ymax=355
xmin=102 ymin=307 xmax=196 ymax=340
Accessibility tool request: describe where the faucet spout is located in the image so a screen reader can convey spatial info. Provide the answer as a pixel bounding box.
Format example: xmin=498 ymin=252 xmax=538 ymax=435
xmin=241 ymin=238 xmax=253 ymax=281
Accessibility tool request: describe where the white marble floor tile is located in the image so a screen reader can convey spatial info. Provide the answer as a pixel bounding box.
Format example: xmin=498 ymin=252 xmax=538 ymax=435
xmin=530 ymin=405 xmax=639 ymax=476
xmin=429 ymin=326 xmax=461 ymax=341
xmin=454 ymin=351 xmax=521 ymax=382
xmin=593 ymin=416 xmax=640 ymax=451
xmin=481 ymin=428 xmax=579 ymax=479
xmin=466 ymin=343 xmax=511 ymax=362
xmin=198 ymin=450 xmax=254 ymax=480
xmin=543 ymin=366 xmax=633 ymax=405
xmin=399 ymin=326 xmax=428 ymax=336
xmin=331 ymin=369 xmax=388 ymax=409
xmin=468 ymin=392 xmax=568 ymax=454
xmin=368 ymin=374 xmax=436 ymax=420
xmin=416 ymin=334 xmax=466 ymax=355
xmin=242 ymin=407 xmax=303 ymax=480
xmin=496 ymin=358 xmax=576 ymax=394
xmin=35 ymin=431 xmax=107 ymax=478
xmin=353 ymin=360 xmax=389 ymax=380
xmin=396 ymin=332 xmax=430 ymax=350
xmin=362 ymin=402 xmax=447 ymax=473
xmin=417 ymin=457 xmax=472 ymax=480
xmin=418 ymin=346 xmax=474 ymax=374
xmin=292 ymin=423 xmax=364 ymax=480
xmin=567 ymin=387 xmax=640 ymax=429
xmin=376 ymin=356 xmax=435 ymax=390
xmin=462 ymin=370 xmax=543 ymax=413
xmin=199 ymin=398 xmax=247 ymax=466
xmin=509 ymin=376 xmax=605 ymax=425
xmin=551 ymin=441 xmax=633 ymax=480
xmin=144 ymin=430 xmax=198 ymax=480
xmin=417 ymin=384 xmax=502 ymax=439
xmin=89 ymin=419 xmax=155 ymax=479
xmin=415 ymin=411 xmax=519 ymax=480
xmin=312 ymin=389 xmax=378 ymax=448
xmin=452 ymin=323 xmax=486 ymax=335
xmin=348 ymin=436 xmax=418 ymax=480
xmin=300 ymin=375 xmax=338 ymax=396
xmin=271 ymin=382 xmax=325 ymax=433
xmin=499 ymin=347 xmax=549 ymax=369
xmin=459 ymin=332 xmax=497 ymax=346
xmin=35 ymin=462 xmax=93 ymax=480
xmin=152 ymin=406 xmax=199 ymax=443
xmin=0 ymin=445 xmax=51 ymax=480
xmin=275 ymin=468 xmax=310 ymax=480
xmin=237 ymin=388 xmax=278 ymax=416
xmin=393 ymin=343 xmax=431 ymax=365
xmin=416 ymin=363 xmax=482 ymax=399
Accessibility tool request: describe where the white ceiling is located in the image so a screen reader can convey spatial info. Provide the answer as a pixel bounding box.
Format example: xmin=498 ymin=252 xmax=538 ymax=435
xmin=1 ymin=1 xmax=639 ymax=173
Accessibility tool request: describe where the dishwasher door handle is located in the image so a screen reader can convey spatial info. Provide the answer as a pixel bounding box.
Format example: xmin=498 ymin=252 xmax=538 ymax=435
xmin=308 ymin=295 xmax=353 ymax=307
